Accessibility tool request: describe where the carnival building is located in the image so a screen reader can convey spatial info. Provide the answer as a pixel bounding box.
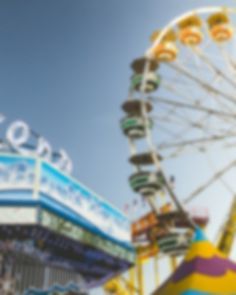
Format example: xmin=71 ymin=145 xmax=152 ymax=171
xmin=0 ymin=119 xmax=135 ymax=295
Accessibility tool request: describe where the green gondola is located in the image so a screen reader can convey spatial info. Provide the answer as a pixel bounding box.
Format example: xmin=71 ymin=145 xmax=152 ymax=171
xmin=157 ymin=232 xmax=191 ymax=256
xmin=131 ymin=72 xmax=161 ymax=93
xmin=129 ymin=171 xmax=164 ymax=197
xmin=120 ymin=116 xmax=153 ymax=139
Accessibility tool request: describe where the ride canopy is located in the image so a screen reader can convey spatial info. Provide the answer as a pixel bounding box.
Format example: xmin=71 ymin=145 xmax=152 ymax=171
xmin=153 ymin=228 xmax=236 ymax=295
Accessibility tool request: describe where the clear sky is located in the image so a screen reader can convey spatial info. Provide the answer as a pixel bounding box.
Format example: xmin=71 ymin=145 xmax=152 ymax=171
xmin=1 ymin=0 xmax=236 ymax=294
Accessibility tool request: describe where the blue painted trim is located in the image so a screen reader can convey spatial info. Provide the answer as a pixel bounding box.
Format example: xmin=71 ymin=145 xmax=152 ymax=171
xmin=181 ymin=291 xmax=235 ymax=295
xmin=0 ymin=194 xmax=134 ymax=252
xmin=40 ymin=193 xmax=133 ymax=251
xmin=193 ymin=227 xmax=207 ymax=242
xmin=24 ymin=283 xmax=84 ymax=295
xmin=0 ymin=198 xmax=37 ymax=206
xmin=182 ymin=291 xmax=210 ymax=295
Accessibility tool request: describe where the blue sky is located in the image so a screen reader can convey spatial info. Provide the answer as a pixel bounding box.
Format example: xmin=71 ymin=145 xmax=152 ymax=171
xmin=1 ymin=0 xmax=236 ymax=294
xmin=0 ymin=0 xmax=234 ymax=208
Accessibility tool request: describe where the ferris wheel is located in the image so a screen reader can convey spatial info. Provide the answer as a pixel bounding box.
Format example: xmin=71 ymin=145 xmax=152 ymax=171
xmin=121 ymin=6 xmax=236 ymax=260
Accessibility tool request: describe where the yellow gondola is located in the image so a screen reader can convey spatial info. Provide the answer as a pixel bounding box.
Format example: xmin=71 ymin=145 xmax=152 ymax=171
xmin=207 ymin=11 xmax=233 ymax=42
xmin=178 ymin=15 xmax=203 ymax=46
xmin=150 ymin=29 xmax=178 ymax=62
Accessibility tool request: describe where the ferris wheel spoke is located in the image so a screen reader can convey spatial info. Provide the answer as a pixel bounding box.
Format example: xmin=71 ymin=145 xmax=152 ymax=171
xmin=189 ymin=46 xmax=236 ymax=89
xmin=218 ymin=31 xmax=236 ymax=72
xmin=157 ymin=132 xmax=236 ymax=151
xmin=224 ymin=141 xmax=236 ymax=148
xmin=179 ymin=32 xmax=212 ymax=66
xmin=164 ymin=121 xmax=233 ymax=158
xmin=153 ymin=108 xmax=220 ymax=139
xmin=160 ymin=79 xmax=233 ymax=116
xmin=158 ymin=115 xmax=236 ymax=153
xmin=152 ymin=115 xmax=209 ymax=131
xmin=149 ymin=96 xmax=236 ymax=120
xmin=219 ymin=45 xmax=236 ymax=75
xmin=205 ymin=152 xmax=236 ymax=195
xmin=161 ymin=80 xmax=205 ymax=105
xmin=176 ymin=52 xmax=214 ymax=77
xmin=161 ymin=74 xmax=197 ymax=90
xmin=162 ymin=129 xmax=230 ymax=157
xmin=151 ymin=105 xmax=188 ymax=129
xmin=164 ymin=143 xmax=207 ymax=159
xmin=184 ymin=159 xmax=236 ymax=204
xmin=168 ymin=62 xmax=236 ymax=106
xmin=160 ymin=66 xmax=236 ymax=113
xmin=152 ymin=102 xmax=202 ymax=128
xmin=152 ymin=121 xmax=181 ymax=139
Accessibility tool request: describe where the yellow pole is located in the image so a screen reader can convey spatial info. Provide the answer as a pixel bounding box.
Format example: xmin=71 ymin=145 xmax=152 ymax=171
xmin=217 ymin=197 xmax=236 ymax=256
xmin=137 ymin=258 xmax=144 ymax=295
xmin=129 ymin=268 xmax=136 ymax=295
xmin=170 ymin=256 xmax=177 ymax=271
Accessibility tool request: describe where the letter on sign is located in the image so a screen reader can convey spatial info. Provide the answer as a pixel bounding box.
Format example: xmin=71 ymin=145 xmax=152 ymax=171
xmin=56 ymin=149 xmax=73 ymax=174
xmin=36 ymin=137 xmax=52 ymax=161
xmin=6 ymin=121 xmax=30 ymax=155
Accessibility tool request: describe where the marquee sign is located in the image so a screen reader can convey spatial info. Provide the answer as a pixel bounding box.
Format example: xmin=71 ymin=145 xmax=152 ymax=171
xmin=40 ymin=209 xmax=134 ymax=262
xmin=0 ymin=115 xmax=134 ymax=291
xmin=0 ymin=114 xmax=72 ymax=174
xmin=0 ymin=154 xmax=132 ymax=245
xmin=132 ymin=211 xmax=158 ymax=238
xmin=0 ymin=114 xmax=133 ymax=246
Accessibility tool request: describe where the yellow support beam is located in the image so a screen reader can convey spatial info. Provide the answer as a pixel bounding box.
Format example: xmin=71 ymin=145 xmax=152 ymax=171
xmin=103 ymin=277 xmax=128 ymax=295
xmin=129 ymin=268 xmax=136 ymax=295
xmin=137 ymin=258 xmax=144 ymax=295
xmin=170 ymin=256 xmax=177 ymax=271
xmin=217 ymin=197 xmax=236 ymax=256
xmin=103 ymin=270 xmax=139 ymax=295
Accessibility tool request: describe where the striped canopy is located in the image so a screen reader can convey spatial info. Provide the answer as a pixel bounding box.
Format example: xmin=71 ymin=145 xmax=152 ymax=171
xmin=153 ymin=228 xmax=236 ymax=295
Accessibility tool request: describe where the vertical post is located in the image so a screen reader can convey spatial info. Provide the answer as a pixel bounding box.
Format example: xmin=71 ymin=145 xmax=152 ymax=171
xmin=43 ymin=266 xmax=50 ymax=290
xmin=217 ymin=197 xmax=236 ymax=256
xmin=170 ymin=256 xmax=177 ymax=271
xmin=33 ymin=158 xmax=42 ymax=225
xmin=137 ymin=258 xmax=144 ymax=295
xmin=129 ymin=267 xmax=136 ymax=295
xmin=33 ymin=158 xmax=41 ymax=200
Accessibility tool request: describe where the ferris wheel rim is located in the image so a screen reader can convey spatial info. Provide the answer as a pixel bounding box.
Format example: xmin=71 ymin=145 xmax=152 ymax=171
xmin=146 ymin=6 xmax=236 ymax=58
xmin=138 ymin=6 xmax=236 ymax=163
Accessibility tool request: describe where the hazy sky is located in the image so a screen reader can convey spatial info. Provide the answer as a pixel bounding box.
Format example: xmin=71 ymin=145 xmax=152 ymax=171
xmin=1 ymin=0 xmax=236 ymax=294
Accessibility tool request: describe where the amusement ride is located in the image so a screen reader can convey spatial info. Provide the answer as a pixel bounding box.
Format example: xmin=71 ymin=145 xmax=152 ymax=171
xmin=104 ymin=5 xmax=236 ymax=295
xmin=1 ymin=4 xmax=236 ymax=295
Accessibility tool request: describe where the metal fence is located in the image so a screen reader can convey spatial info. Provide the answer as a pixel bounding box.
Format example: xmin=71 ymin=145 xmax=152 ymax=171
xmin=0 ymin=252 xmax=86 ymax=295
